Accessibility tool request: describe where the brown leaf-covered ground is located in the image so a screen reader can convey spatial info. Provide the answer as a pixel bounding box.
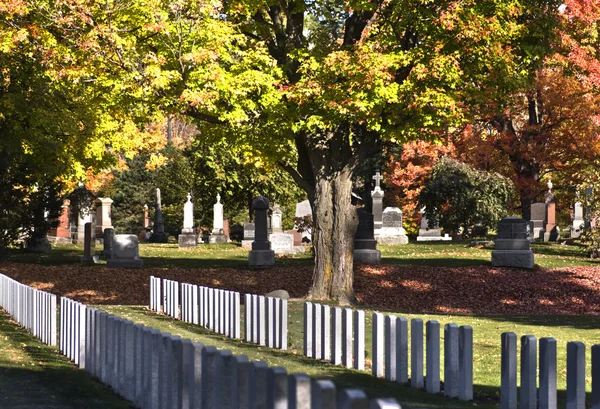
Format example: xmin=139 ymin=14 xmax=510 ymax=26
xmin=1 ymin=262 xmax=599 ymax=315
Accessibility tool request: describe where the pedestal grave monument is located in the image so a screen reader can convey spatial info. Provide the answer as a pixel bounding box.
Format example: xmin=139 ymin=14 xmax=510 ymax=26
xmin=371 ymin=172 xmax=384 ymax=233
xmin=248 ymin=196 xmax=275 ymax=267
xmin=491 ymin=217 xmax=534 ymax=269
xmin=95 ymin=197 xmax=113 ymax=244
xmin=209 ymin=194 xmax=228 ymax=244
xmin=543 ymin=180 xmax=559 ymax=242
xmin=179 ymin=194 xmax=197 ymax=248
xmin=354 ymin=208 xmax=381 ymax=263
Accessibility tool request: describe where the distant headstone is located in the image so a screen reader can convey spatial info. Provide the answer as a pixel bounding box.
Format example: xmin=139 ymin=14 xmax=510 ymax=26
xmin=544 ymin=203 xmax=559 ymax=242
xmin=80 ymin=222 xmax=97 ymax=263
xmin=269 ymin=233 xmax=295 ymax=254
xmin=149 ymin=188 xmax=168 ymax=243
xmin=294 ymin=200 xmax=312 ymax=243
xmin=179 ymin=194 xmax=197 ymax=248
xmin=241 ymin=222 xmax=255 ymax=248
xmin=417 ymin=208 xmax=451 ymax=242
xmin=209 ymin=194 xmax=227 ymax=244
xmin=354 ymin=208 xmax=381 ymax=263
xmin=103 ymin=228 xmax=114 ymax=258
xmin=371 ymin=172 xmax=384 ymax=232
xmin=76 ymin=208 xmax=92 ymax=245
xmin=270 ymin=205 xmax=283 ymax=234
xmin=295 ymin=200 xmax=311 ymax=218
xmin=95 ymin=197 xmax=113 ymax=238
xmin=248 ymin=196 xmax=275 ymax=267
xmin=107 ymin=234 xmax=144 ymax=269
xmin=376 ymin=207 xmax=408 ymax=245
xmin=491 ymin=217 xmax=534 ymax=269
xmin=471 ymin=225 xmax=488 ymax=237
xmin=27 ymin=235 xmax=51 ymax=253
xmin=530 ymin=202 xmax=546 ymax=240
xmin=572 ymin=201 xmax=584 ymax=238
xmin=229 ymin=224 xmax=244 ymax=241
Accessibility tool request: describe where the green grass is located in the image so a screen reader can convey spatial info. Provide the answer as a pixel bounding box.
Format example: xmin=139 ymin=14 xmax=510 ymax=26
xmin=0 ymin=309 xmax=130 ymax=409
xmin=100 ymin=303 xmax=600 ymax=409
xmin=4 ymin=240 xmax=599 ymax=269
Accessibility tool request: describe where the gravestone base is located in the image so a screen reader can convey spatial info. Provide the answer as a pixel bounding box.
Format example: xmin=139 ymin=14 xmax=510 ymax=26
xmin=178 ymin=233 xmax=197 ymax=248
xmin=107 ymin=258 xmax=144 ymax=269
xmin=376 ymin=235 xmax=409 ymax=245
xmin=27 ymin=237 xmax=52 ymax=253
xmin=571 ymin=222 xmax=583 ymax=239
xmin=417 ymin=231 xmax=452 ymax=242
xmin=241 ymin=240 xmax=253 ymax=249
xmin=491 ymin=250 xmax=534 ymax=269
xmin=149 ymin=232 xmax=168 ymax=243
xmin=543 ymin=226 xmax=559 ymax=242
xmin=248 ymin=249 xmax=275 ymax=268
xmin=209 ymin=233 xmax=228 ymax=244
xmin=353 ymin=249 xmax=381 ymax=263
xmin=47 ymin=236 xmax=71 ymax=245
xmin=80 ymin=255 xmax=99 ymax=264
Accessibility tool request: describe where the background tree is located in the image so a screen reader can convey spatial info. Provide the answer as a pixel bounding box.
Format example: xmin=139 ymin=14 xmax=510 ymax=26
xmin=419 ymin=158 xmax=514 ymax=234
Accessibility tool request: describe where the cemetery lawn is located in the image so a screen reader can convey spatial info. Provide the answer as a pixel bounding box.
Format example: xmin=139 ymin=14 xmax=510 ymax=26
xmin=0 ymin=309 xmax=130 ymax=409
xmin=100 ymin=303 xmax=600 ymax=409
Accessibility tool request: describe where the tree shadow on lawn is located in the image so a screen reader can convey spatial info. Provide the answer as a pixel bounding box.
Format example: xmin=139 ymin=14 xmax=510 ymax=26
xmin=0 ymin=312 xmax=130 ymax=409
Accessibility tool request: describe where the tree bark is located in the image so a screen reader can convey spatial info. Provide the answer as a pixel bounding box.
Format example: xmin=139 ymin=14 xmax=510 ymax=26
xmin=308 ymin=169 xmax=358 ymax=303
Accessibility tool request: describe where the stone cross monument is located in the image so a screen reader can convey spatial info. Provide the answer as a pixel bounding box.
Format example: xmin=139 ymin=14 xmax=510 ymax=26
xmin=371 ymin=172 xmax=384 ymax=232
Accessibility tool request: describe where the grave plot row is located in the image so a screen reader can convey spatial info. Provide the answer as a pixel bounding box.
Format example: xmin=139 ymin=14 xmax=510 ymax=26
xmin=304 ymin=302 xmax=474 ymax=399
xmin=500 ymin=332 xmax=600 ymax=409
xmin=0 ymin=273 xmax=57 ymax=346
xmin=149 ymin=276 xmax=287 ymax=349
xmin=58 ymin=294 xmax=403 ymax=409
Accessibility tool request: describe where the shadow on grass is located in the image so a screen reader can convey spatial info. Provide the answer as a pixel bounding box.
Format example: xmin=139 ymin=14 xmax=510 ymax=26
xmin=0 ymin=311 xmax=130 ymax=409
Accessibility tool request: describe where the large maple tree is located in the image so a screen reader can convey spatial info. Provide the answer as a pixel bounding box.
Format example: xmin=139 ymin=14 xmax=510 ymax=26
xmin=4 ymin=0 xmax=570 ymax=301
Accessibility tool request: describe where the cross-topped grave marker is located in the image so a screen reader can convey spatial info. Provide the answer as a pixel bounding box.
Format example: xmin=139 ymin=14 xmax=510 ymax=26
xmin=372 ymin=172 xmax=383 ymax=189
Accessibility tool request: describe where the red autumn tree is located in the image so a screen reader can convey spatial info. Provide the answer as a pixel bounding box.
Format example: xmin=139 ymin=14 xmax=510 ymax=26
xmin=384 ymin=139 xmax=456 ymax=232
xmin=451 ymin=1 xmax=600 ymax=219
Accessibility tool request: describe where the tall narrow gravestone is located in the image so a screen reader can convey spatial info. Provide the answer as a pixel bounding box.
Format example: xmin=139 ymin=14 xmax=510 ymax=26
xmin=209 ymin=194 xmax=228 ymax=244
xmin=354 ymin=208 xmax=381 ymax=263
xmin=491 ymin=217 xmax=534 ymax=269
xmin=248 ymin=196 xmax=275 ymax=267
xmin=372 ymin=172 xmax=384 ymax=233
xmin=544 ymin=180 xmax=559 ymax=242
xmin=80 ymin=222 xmax=97 ymax=263
xmin=572 ymin=201 xmax=584 ymax=238
xmin=530 ymin=203 xmax=546 ymax=241
xmin=179 ymin=194 xmax=197 ymax=248
xmin=150 ymin=188 xmax=168 ymax=243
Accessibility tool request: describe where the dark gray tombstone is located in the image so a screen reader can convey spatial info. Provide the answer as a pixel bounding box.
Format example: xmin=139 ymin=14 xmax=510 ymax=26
xmin=150 ymin=188 xmax=168 ymax=243
xmin=491 ymin=217 xmax=534 ymax=268
xmin=103 ymin=228 xmax=114 ymax=258
xmin=530 ymin=203 xmax=546 ymax=240
xmin=80 ymin=222 xmax=96 ymax=263
xmin=248 ymin=196 xmax=275 ymax=267
xmin=353 ymin=209 xmax=381 ymax=263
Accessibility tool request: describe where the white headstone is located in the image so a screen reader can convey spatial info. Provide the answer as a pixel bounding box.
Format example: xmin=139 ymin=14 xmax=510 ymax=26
xmin=376 ymin=207 xmax=408 ymax=245
xmin=572 ymin=201 xmax=584 ymax=238
xmin=213 ymin=194 xmax=223 ymax=233
xmin=295 ymin=200 xmax=311 ymax=218
xmin=107 ymin=235 xmax=144 ymax=268
xmin=183 ymin=194 xmax=193 ymax=233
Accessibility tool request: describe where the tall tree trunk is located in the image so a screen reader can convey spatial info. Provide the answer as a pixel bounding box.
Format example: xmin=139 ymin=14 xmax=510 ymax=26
xmin=309 ymin=169 xmax=358 ymax=303
xmin=282 ymin=127 xmax=367 ymax=303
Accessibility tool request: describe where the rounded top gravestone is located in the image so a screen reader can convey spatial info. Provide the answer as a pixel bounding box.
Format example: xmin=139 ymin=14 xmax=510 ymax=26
xmin=252 ymin=195 xmax=270 ymax=210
